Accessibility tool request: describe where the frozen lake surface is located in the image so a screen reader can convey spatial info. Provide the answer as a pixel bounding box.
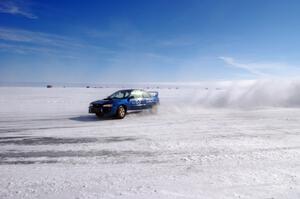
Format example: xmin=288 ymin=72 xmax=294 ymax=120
xmin=0 ymin=85 xmax=299 ymax=198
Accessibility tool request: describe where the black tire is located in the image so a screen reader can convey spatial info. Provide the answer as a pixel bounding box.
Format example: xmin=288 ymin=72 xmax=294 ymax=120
xmin=116 ymin=105 xmax=126 ymax=119
xmin=95 ymin=113 xmax=103 ymax=118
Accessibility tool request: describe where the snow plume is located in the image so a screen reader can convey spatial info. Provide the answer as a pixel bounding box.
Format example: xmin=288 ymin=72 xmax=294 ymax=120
xmin=161 ymin=79 xmax=300 ymax=109
xmin=204 ymin=80 xmax=300 ymax=107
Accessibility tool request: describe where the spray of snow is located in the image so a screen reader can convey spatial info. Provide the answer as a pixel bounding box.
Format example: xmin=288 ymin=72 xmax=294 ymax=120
xmin=158 ymin=79 xmax=300 ymax=113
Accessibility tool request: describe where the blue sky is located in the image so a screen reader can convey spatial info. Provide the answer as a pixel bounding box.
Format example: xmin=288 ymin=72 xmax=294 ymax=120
xmin=1 ymin=0 xmax=300 ymax=83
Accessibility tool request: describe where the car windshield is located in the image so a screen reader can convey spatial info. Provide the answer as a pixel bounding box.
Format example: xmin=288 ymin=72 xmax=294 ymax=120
xmin=107 ymin=90 xmax=131 ymax=99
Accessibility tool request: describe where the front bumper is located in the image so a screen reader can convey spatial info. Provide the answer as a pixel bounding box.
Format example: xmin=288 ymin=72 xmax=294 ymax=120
xmin=89 ymin=105 xmax=113 ymax=115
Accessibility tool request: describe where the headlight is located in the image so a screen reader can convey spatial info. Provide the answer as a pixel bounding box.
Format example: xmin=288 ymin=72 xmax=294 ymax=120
xmin=89 ymin=103 xmax=93 ymax=107
xmin=103 ymin=104 xmax=113 ymax=107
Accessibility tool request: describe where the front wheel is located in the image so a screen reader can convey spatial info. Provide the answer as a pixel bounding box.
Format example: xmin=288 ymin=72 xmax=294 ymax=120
xmin=95 ymin=113 xmax=103 ymax=118
xmin=116 ymin=106 xmax=126 ymax=119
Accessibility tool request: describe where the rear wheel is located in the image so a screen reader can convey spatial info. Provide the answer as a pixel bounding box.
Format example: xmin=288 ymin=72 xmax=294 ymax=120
xmin=116 ymin=106 xmax=126 ymax=119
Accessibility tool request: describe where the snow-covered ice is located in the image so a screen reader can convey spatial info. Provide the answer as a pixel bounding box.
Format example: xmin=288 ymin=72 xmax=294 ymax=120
xmin=0 ymin=81 xmax=299 ymax=198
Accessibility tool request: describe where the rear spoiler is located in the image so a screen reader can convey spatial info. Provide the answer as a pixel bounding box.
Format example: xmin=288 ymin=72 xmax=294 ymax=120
xmin=148 ymin=91 xmax=159 ymax=97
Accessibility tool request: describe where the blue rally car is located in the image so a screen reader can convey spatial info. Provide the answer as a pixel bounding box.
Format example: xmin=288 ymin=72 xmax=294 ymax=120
xmin=89 ymin=89 xmax=159 ymax=119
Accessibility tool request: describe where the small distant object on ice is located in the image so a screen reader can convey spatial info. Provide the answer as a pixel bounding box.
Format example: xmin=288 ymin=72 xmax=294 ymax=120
xmin=86 ymin=86 xmax=90 ymax=88
xmin=46 ymin=85 xmax=53 ymax=88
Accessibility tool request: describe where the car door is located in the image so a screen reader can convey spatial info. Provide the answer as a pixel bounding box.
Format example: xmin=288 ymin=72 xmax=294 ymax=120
xmin=128 ymin=90 xmax=144 ymax=110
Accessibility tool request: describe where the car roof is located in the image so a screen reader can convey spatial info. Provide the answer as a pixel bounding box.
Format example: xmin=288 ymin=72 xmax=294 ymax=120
xmin=117 ymin=89 xmax=144 ymax=92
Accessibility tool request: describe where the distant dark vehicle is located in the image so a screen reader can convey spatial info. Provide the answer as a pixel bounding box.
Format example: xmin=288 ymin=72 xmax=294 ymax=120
xmin=89 ymin=89 xmax=159 ymax=119
xmin=46 ymin=85 xmax=52 ymax=88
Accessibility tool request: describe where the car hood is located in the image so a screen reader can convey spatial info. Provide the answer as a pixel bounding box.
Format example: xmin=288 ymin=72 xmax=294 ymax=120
xmin=91 ymin=99 xmax=112 ymax=105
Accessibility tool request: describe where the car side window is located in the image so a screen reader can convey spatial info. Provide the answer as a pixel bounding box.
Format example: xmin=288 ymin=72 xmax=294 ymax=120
xmin=130 ymin=90 xmax=143 ymax=98
xmin=142 ymin=91 xmax=151 ymax=98
xmin=123 ymin=91 xmax=130 ymax=98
